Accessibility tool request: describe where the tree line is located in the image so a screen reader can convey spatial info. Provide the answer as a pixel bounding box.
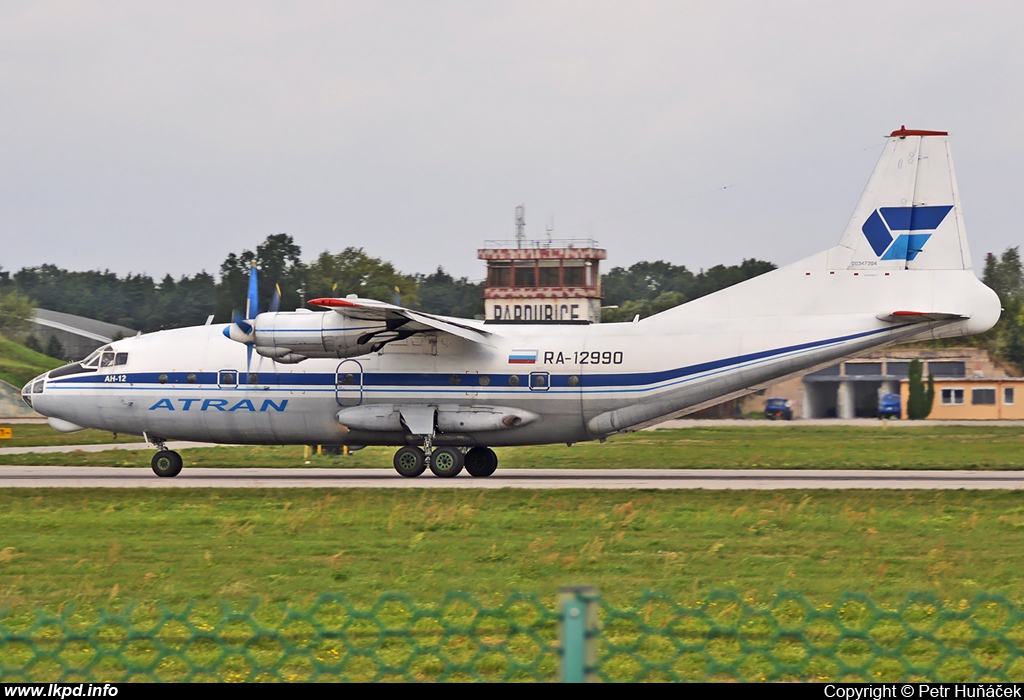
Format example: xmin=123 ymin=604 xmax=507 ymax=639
xmin=974 ymin=247 xmax=1024 ymax=369
xmin=4 ymin=233 xmax=1022 ymax=376
xmin=0 ymin=234 xmax=484 ymax=336
xmin=0 ymin=233 xmax=778 ymax=337
xmin=600 ymin=258 xmax=777 ymax=322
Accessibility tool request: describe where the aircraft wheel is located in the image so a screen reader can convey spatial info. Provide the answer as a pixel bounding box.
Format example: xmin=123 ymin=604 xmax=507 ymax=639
xmin=429 ymin=447 xmax=464 ymax=478
xmin=151 ymin=450 xmax=183 ymax=478
xmin=465 ymin=447 xmax=498 ymax=477
xmin=394 ymin=446 xmax=426 ymax=477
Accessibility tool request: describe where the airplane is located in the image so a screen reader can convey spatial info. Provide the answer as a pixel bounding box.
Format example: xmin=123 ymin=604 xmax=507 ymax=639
xmin=21 ymin=127 xmax=1002 ymax=479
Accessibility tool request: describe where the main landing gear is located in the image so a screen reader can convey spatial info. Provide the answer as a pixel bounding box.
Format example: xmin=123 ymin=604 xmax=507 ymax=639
xmin=148 ymin=436 xmax=182 ymax=478
xmin=392 ymin=445 xmax=498 ymax=478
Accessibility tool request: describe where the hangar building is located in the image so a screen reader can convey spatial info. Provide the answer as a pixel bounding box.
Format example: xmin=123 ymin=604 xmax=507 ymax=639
xmin=750 ymin=347 xmax=1021 ymax=420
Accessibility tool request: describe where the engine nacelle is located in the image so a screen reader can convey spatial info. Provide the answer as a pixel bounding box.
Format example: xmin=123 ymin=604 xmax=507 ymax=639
xmin=251 ymin=310 xmax=389 ymax=361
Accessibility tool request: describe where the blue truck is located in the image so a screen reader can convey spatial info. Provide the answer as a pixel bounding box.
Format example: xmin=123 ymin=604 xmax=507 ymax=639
xmin=878 ymin=393 xmax=901 ymax=419
xmin=764 ymin=398 xmax=793 ymax=420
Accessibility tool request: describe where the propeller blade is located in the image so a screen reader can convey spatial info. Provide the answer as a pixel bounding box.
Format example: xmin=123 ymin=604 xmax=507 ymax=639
xmin=246 ymin=264 xmax=259 ymax=319
xmin=269 ymin=283 xmax=281 ymax=313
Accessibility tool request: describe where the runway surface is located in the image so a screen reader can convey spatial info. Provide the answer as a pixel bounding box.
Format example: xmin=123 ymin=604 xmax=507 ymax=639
xmin=1 ymin=466 xmax=1023 ymax=489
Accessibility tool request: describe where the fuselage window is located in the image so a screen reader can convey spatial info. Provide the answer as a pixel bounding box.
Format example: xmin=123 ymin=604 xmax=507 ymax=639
xmin=219 ymin=371 xmax=237 ymax=386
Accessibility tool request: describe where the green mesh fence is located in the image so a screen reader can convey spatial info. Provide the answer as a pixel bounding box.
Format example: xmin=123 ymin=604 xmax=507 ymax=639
xmin=2 ymin=591 xmax=1024 ymax=682
xmin=598 ymin=591 xmax=1024 ymax=682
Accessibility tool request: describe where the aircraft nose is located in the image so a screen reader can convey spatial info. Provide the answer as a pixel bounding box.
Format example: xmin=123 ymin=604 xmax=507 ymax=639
xmin=21 ymin=372 xmax=47 ymax=409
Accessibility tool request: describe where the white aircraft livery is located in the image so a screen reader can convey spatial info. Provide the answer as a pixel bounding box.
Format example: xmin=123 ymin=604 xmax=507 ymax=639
xmin=23 ymin=128 xmax=1002 ymax=478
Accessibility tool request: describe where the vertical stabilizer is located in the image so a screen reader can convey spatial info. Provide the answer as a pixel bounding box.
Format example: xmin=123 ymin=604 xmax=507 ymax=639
xmin=827 ymin=128 xmax=971 ymax=271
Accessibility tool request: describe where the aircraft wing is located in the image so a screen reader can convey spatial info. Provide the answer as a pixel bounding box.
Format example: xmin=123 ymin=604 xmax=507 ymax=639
xmin=308 ymin=297 xmax=496 ymax=346
xmin=876 ymin=311 xmax=969 ymax=323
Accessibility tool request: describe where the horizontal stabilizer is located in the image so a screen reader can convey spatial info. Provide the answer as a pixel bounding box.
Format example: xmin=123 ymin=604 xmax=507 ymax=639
xmin=876 ymin=311 xmax=968 ymax=323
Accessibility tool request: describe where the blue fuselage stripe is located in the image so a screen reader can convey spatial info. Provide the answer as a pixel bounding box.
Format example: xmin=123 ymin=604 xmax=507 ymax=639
xmin=46 ymin=325 xmax=898 ymax=394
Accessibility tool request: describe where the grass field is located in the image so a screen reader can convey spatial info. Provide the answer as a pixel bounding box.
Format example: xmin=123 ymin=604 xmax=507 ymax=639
xmin=0 ymin=337 xmax=62 ymax=389
xmin=0 ymin=424 xmax=144 ymax=448
xmin=4 ymin=426 xmax=1024 ymax=682
xmin=5 ymin=424 xmax=1024 ymax=470
xmin=1 ymin=488 xmax=1022 ymax=613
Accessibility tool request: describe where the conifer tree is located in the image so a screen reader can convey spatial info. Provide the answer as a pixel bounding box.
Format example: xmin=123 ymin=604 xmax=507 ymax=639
xmin=907 ymin=359 xmax=935 ymax=420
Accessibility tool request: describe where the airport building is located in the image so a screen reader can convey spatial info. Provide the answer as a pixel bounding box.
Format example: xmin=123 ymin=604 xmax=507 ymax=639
xmin=750 ymin=347 xmax=1022 ymax=420
xmin=32 ymin=308 xmax=136 ymax=361
xmin=478 ymin=206 xmax=606 ymax=323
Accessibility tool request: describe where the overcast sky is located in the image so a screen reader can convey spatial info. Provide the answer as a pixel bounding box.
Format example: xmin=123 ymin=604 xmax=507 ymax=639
xmin=2 ymin=1 xmax=1022 ymax=284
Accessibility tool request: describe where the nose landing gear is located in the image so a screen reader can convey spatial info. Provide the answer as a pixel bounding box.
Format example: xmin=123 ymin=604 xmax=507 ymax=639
xmin=147 ymin=435 xmax=182 ymax=477
xmin=151 ymin=450 xmax=183 ymax=477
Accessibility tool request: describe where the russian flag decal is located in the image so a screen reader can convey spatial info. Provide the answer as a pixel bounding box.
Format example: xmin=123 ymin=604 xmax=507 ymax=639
xmin=508 ymin=349 xmax=538 ymax=364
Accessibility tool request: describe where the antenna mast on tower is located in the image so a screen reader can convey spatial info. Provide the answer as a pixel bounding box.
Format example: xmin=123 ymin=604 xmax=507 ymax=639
xmin=515 ymin=204 xmax=526 ymax=249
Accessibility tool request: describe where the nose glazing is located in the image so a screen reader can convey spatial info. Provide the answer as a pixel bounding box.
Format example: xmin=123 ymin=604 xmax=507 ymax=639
xmin=21 ymin=372 xmax=47 ymax=408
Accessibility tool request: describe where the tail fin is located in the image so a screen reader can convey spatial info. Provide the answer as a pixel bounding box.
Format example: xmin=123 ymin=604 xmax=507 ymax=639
xmin=827 ymin=127 xmax=971 ymax=271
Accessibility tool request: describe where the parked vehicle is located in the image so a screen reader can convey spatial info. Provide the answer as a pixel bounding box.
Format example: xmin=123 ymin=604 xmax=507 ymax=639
xmin=878 ymin=393 xmax=901 ymax=419
xmin=764 ymin=398 xmax=793 ymax=420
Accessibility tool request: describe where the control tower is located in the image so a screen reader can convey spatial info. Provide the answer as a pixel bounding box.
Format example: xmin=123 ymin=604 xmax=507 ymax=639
xmin=477 ymin=205 xmax=607 ymax=323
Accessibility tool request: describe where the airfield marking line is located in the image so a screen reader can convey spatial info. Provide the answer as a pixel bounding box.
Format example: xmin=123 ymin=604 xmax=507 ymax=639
xmin=1 ymin=466 xmax=1024 ymax=489
xmin=0 ymin=441 xmax=228 ymax=455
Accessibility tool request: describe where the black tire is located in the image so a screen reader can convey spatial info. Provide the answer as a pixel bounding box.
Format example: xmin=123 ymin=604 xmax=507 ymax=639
xmin=393 ymin=446 xmax=426 ymax=477
xmin=465 ymin=447 xmax=498 ymax=478
xmin=151 ymin=450 xmax=183 ymax=478
xmin=429 ymin=446 xmax=464 ymax=478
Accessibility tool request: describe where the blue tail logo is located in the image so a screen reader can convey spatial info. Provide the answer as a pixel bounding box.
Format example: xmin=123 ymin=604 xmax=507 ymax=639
xmin=861 ymin=205 xmax=953 ymax=261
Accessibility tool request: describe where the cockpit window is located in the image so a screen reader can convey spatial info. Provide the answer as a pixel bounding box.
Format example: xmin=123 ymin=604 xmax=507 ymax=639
xmin=82 ymin=347 xmax=108 ymax=368
xmin=115 ymin=353 xmax=128 ymax=366
xmin=100 ymin=352 xmax=115 ymax=367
